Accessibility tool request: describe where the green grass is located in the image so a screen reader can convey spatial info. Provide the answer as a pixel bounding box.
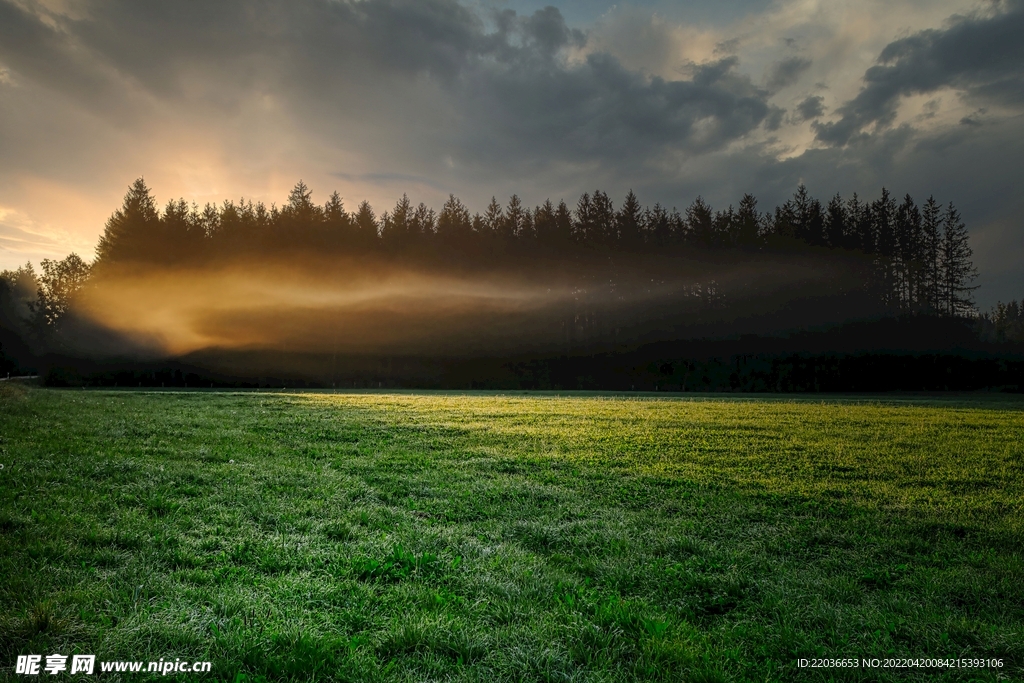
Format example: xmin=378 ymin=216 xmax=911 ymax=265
xmin=1 ymin=384 xmax=1022 ymax=681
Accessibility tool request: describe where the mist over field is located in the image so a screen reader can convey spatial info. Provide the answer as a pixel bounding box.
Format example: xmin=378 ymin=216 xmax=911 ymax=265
xmin=68 ymin=248 xmax=864 ymax=360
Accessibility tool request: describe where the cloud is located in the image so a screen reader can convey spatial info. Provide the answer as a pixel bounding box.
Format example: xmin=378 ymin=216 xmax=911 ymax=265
xmin=767 ymin=56 xmax=811 ymax=91
xmin=795 ymin=95 xmax=825 ymax=120
xmin=0 ymin=0 xmax=773 ymax=182
xmin=0 ymin=205 xmax=88 ymax=266
xmin=814 ymin=1 xmax=1024 ymax=145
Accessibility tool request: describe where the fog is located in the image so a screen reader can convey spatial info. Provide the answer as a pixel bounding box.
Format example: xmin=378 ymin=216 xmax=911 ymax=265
xmin=71 ymin=249 xmax=866 ymax=363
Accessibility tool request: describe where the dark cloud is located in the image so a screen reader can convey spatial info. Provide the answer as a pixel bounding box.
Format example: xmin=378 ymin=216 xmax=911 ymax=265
xmin=714 ymin=37 xmax=741 ymax=55
xmin=0 ymin=0 xmax=770 ymax=171
xmin=764 ymin=106 xmax=786 ymax=130
xmin=767 ymin=56 xmax=811 ymax=91
xmin=522 ymin=5 xmax=587 ymax=53
xmin=451 ymin=53 xmax=769 ymax=168
xmin=795 ymin=95 xmax=825 ymax=121
xmin=815 ymin=1 xmax=1024 ymax=145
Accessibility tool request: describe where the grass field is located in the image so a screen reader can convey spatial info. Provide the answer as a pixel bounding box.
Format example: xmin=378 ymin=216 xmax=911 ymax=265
xmin=1 ymin=384 xmax=1022 ymax=682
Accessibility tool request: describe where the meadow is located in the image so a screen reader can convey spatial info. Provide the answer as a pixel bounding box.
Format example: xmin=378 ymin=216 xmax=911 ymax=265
xmin=1 ymin=384 xmax=1022 ymax=682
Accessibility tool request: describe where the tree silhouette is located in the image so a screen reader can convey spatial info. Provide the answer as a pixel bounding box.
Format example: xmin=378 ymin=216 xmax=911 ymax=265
xmin=30 ymin=253 xmax=91 ymax=339
xmin=921 ymin=196 xmax=943 ymax=313
xmin=686 ymin=196 xmax=714 ymax=246
xmin=437 ymin=194 xmax=473 ymax=255
xmin=736 ymin=194 xmax=761 ymax=248
xmin=616 ymin=190 xmax=643 ymax=249
xmin=95 ymin=178 xmax=161 ymax=265
xmin=824 ymin=194 xmax=846 ymax=249
xmin=502 ymin=195 xmax=526 ymax=242
xmin=940 ymin=202 xmax=977 ymax=316
xmin=353 ymin=200 xmax=380 ymax=249
xmin=574 ymin=192 xmax=594 ymax=244
xmin=323 ymin=191 xmax=352 ymax=250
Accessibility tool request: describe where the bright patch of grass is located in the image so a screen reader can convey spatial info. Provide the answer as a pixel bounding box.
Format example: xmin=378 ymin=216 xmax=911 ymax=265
xmin=1 ymin=388 xmax=1022 ymax=681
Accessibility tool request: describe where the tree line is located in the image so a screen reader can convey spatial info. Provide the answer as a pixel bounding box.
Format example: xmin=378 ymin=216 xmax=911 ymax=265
xmin=106 ymin=179 xmax=978 ymax=306
xmin=1 ymin=177 xmax=982 ymax=350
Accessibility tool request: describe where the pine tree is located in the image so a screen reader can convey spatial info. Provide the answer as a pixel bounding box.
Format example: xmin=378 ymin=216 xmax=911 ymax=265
xmin=895 ymin=194 xmax=922 ymax=311
xmin=616 ymin=190 xmax=643 ymax=248
xmin=805 ymin=198 xmax=826 ymax=246
xmin=323 ymin=191 xmax=352 ymax=249
xmin=483 ymin=197 xmax=504 ymax=240
xmin=871 ymin=188 xmax=898 ymax=309
xmin=353 ymin=200 xmax=379 ymax=248
xmin=382 ymin=194 xmax=412 ymax=248
xmin=280 ymin=180 xmax=320 ymax=248
xmin=591 ymin=191 xmax=615 ymax=246
xmin=645 ymin=203 xmax=672 ymax=248
xmin=921 ymin=196 xmax=942 ymax=313
xmin=286 ymin=180 xmax=315 ymax=220
xmin=412 ymin=202 xmax=435 ymax=240
xmin=519 ymin=206 xmax=535 ymax=243
xmin=846 ymin=193 xmax=871 ymax=252
xmin=502 ymin=195 xmax=526 ymax=241
xmin=553 ymin=200 xmax=573 ymax=246
xmin=161 ymin=198 xmax=204 ymax=262
xmin=772 ymin=200 xmax=796 ymax=240
xmin=574 ymin=192 xmax=594 ymax=244
xmin=736 ymin=194 xmax=761 ymax=248
xmin=95 ymin=178 xmax=161 ymax=265
xmin=685 ymin=196 xmax=714 ymax=246
xmin=824 ymin=194 xmax=846 ymax=249
xmin=939 ymin=202 xmax=978 ymax=316
xmin=437 ymin=194 xmax=472 ymax=244
xmin=713 ymin=206 xmax=735 ymax=247
xmin=534 ymin=199 xmax=557 ymax=248
xmin=792 ymin=184 xmax=826 ymax=244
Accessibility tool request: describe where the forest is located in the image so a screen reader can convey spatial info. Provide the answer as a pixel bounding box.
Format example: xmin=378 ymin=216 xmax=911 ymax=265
xmin=1 ymin=179 xmax=1022 ymax=390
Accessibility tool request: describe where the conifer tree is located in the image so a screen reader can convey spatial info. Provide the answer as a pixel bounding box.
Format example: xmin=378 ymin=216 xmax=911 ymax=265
xmin=534 ymin=199 xmax=557 ymax=248
xmin=483 ymin=197 xmax=504 ymax=240
xmin=616 ymin=190 xmax=643 ymax=248
xmin=574 ymin=192 xmax=594 ymax=244
xmin=713 ymin=206 xmax=735 ymax=247
xmin=323 ymin=191 xmax=352 ymax=249
xmin=645 ymin=203 xmax=672 ymax=248
xmin=502 ymin=195 xmax=526 ymax=241
xmin=412 ymin=202 xmax=436 ymax=239
xmin=772 ymin=200 xmax=797 ymax=240
xmin=382 ymin=194 xmax=412 ymax=248
xmin=353 ymin=200 xmax=379 ymax=248
xmin=871 ymin=188 xmax=898 ymax=309
xmin=940 ymin=202 xmax=977 ymax=316
xmin=553 ymin=200 xmax=574 ymax=247
xmin=591 ymin=191 xmax=615 ymax=246
xmin=437 ymin=194 xmax=472 ymax=244
xmin=685 ymin=196 xmax=714 ymax=246
xmin=921 ymin=196 xmax=943 ymax=313
xmin=95 ymin=178 xmax=161 ymax=264
xmin=846 ymin=193 xmax=871 ymax=252
xmin=824 ymin=194 xmax=846 ymax=249
xmin=736 ymin=194 xmax=761 ymax=248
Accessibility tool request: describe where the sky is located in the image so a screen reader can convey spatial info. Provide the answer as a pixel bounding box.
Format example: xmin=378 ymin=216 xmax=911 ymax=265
xmin=1 ymin=0 xmax=1022 ymax=306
